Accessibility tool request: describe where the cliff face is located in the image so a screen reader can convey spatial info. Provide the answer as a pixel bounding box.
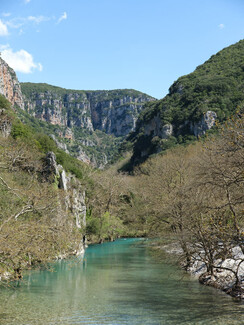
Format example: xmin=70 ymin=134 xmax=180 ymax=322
xmin=0 ymin=57 xmax=24 ymax=110
xmin=21 ymin=83 xmax=155 ymax=137
xmin=88 ymin=92 xmax=151 ymax=136
xmin=44 ymin=151 xmax=86 ymax=256
xmin=0 ymin=108 xmax=12 ymax=138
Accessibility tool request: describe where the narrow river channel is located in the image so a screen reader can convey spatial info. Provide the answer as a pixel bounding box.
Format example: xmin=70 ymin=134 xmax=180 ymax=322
xmin=0 ymin=238 xmax=243 ymax=324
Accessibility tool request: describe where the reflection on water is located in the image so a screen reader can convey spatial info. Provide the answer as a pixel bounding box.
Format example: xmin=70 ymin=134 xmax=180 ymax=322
xmin=0 ymin=238 xmax=243 ymax=324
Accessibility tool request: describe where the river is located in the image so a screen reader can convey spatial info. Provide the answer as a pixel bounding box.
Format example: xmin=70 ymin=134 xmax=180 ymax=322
xmin=0 ymin=238 xmax=243 ymax=324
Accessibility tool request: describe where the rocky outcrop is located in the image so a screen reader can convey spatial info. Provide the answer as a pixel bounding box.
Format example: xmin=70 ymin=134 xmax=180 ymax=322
xmin=0 ymin=109 xmax=11 ymax=137
xmin=76 ymin=149 xmax=92 ymax=166
xmin=144 ymin=113 xmax=173 ymax=139
xmin=190 ymin=111 xmax=217 ymax=137
xmin=164 ymin=242 xmax=244 ymax=299
xmin=141 ymin=110 xmax=215 ymax=143
xmin=50 ymin=134 xmax=69 ymax=153
xmin=21 ymin=83 xmax=155 ymax=137
xmin=130 ymin=109 xmax=217 ymax=164
xmin=44 ymin=152 xmax=86 ymax=256
xmin=189 ymin=245 xmax=244 ymax=299
xmin=89 ymin=95 xmax=148 ymax=136
xmin=0 ymin=57 xmax=24 ymax=109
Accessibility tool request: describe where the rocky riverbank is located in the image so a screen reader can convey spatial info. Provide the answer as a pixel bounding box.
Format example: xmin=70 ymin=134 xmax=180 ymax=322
xmin=163 ymin=242 xmax=244 ymax=299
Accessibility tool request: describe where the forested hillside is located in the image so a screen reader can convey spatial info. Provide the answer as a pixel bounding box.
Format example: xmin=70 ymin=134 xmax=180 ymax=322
xmin=127 ymin=39 xmax=244 ymax=166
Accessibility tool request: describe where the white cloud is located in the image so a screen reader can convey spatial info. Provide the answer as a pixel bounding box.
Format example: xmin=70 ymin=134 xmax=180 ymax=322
xmin=57 ymin=12 xmax=67 ymax=24
xmin=218 ymin=23 xmax=225 ymax=29
xmin=38 ymin=63 xmax=43 ymax=71
xmin=27 ymin=15 xmax=50 ymax=24
xmin=2 ymin=13 xmax=11 ymax=17
xmin=24 ymin=0 xmax=31 ymax=4
xmin=6 ymin=18 xmax=26 ymax=29
xmin=0 ymin=45 xmax=43 ymax=73
xmin=0 ymin=19 xmax=8 ymax=36
xmin=6 ymin=15 xmax=52 ymax=31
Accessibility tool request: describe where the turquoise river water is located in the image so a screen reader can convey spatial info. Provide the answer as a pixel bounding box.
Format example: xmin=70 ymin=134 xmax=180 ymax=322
xmin=0 ymin=238 xmax=243 ymax=324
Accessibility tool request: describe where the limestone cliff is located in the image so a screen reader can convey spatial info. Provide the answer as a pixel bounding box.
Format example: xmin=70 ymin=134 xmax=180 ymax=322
xmin=21 ymin=83 xmax=155 ymax=137
xmin=19 ymin=83 xmax=155 ymax=167
xmin=44 ymin=152 xmax=86 ymax=256
xmin=0 ymin=57 xmax=24 ymax=109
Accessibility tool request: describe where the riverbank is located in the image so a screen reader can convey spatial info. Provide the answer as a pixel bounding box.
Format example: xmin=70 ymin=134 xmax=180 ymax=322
xmin=160 ymin=241 xmax=244 ymax=300
xmin=0 ymin=241 xmax=86 ymax=283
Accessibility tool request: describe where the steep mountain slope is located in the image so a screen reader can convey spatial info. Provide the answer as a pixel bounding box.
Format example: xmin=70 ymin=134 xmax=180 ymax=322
xmin=20 ymin=83 xmax=155 ymax=167
xmin=0 ymin=93 xmax=90 ymax=280
xmin=128 ymin=39 xmax=244 ymax=165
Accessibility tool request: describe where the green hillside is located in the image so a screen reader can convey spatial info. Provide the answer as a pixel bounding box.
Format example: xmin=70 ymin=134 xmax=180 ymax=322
xmin=127 ymin=39 xmax=244 ymax=166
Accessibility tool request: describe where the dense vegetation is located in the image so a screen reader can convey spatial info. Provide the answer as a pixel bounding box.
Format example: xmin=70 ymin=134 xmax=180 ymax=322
xmin=21 ymin=83 xmax=152 ymax=102
xmin=127 ymin=39 xmax=244 ymax=166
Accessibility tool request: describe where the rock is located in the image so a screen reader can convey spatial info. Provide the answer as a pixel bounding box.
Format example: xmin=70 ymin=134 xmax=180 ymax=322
xmin=144 ymin=113 xmax=162 ymax=137
xmin=58 ymin=168 xmax=67 ymax=191
xmin=191 ymin=111 xmax=217 ymax=137
xmin=0 ymin=109 xmax=11 ymax=137
xmin=163 ymin=242 xmax=244 ymax=298
xmin=50 ymin=134 xmax=69 ymax=153
xmin=169 ymin=81 xmax=184 ymax=95
xmin=71 ymin=187 xmax=86 ymax=229
xmin=64 ymin=128 xmax=73 ymax=140
xmin=44 ymin=151 xmax=59 ymax=176
xmin=161 ymin=123 xmax=173 ymax=138
xmin=44 ymin=154 xmax=87 ymax=255
xmin=144 ymin=113 xmax=173 ymax=139
xmin=80 ymin=139 xmax=95 ymax=147
xmin=188 ymin=245 xmax=244 ymax=298
xmin=0 ymin=57 xmax=24 ymax=109
xmin=55 ymin=162 xmax=86 ymax=230
xmin=77 ymin=149 xmax=91 ymax=165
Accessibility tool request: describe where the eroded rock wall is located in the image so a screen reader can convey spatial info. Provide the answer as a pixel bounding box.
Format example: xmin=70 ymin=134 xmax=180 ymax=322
xmin=22 ymin=85 xmax=155 ymax=137
xmin=0 ymin=57 xmax=24 ymax=109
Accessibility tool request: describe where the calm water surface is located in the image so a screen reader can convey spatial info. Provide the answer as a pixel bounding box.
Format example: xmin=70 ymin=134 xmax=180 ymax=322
xmin=0 ymin=238 xmax=243 ymax=324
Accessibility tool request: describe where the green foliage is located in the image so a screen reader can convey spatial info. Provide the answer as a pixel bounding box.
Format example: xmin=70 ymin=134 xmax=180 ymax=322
xmin=34 ymin=133 xmax=57 ymax=153
xmin=0 ymin=94 xmax=11 ymax=110
xmin=9 ymin=107 xmax=91 ymax=180
xmin=11 ymin=120 xmax=32 ymax=139
xmin=56 ymin=149 xmax=84 ymax=179
xmin=21 ymin=82 xmax=153 ymax=104
xmin=86 ymin=212 xmax=124 ymax=241
xmin=129 ymin=39 xmax=244 ymax=164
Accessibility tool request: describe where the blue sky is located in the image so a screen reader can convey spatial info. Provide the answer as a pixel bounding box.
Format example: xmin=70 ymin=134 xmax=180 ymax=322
xmin=0 ymin=0 xmax=243 ymax=99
